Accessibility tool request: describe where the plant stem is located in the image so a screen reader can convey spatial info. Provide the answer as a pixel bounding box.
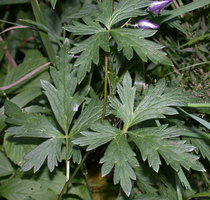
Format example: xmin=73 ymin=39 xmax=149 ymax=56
xmin=30 ymin=0 xmax=56 ymax=64
xmin=57 ymin=152 xmax=90 ymax=200
xmin=101 ymin=53 xmax=109 ymax=121
xmin=188 ymin=103 xmax=210 ymax=108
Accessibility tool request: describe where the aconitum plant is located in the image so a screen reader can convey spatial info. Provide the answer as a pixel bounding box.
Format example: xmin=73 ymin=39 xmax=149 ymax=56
xmin=0 ymin=0 xmax=209 ymax=200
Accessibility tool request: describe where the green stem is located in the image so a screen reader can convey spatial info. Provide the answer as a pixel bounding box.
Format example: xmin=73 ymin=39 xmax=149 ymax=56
xmin=57 ymin=152 xmax=90 ymax=200
xmin=101 ymin=53 xmax=109 ymax=121
xmin=30 ymin=0 xmax=56 ymax=64
xmin=188 ymin=103 xmax=210 ymax=108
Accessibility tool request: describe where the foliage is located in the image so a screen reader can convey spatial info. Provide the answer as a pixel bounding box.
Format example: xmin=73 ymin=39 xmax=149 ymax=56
xmin=0 ymin=0 xmax=209 ymax=200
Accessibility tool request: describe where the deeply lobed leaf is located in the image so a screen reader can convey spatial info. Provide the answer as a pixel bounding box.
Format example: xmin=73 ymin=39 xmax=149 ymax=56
xmin=110 ymin=28 xmax=172 ymax=65
xmin=129 ymin=126 xmax=205 ymax=172
xmin=109 ymin=73 xmax=190 ymax=129
xmin=99 ymin=134 xmax=139 ymax=196
xmin=70 ymin=32 xmax=110 ymax=82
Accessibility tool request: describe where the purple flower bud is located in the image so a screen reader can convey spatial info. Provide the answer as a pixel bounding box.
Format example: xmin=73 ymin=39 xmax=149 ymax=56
xmin=148 ymin=0 xmax=173 ymax=14
xmin=136 ymin=19 xmax=160 ymax=30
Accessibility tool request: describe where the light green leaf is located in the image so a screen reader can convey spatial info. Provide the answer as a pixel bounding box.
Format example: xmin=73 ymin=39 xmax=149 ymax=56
xmin=109 ymin=73 xmax=189 ymax=128
xmin=64 ymin=17 xmax=104 ymax=35
xmin=70 ymin=32 xmax=110 ymax=82
xmin=49 ymin=0 xmax=57 ymax=9
xmin=67 ymin=142 xmax=82 ymax=164
xmin=129 ymin=126 xmax=205 ymax=172
xmin=73 ymin=121 xmax=119 ymax=151
xmin=99 ymin=134 xmax=139 ymax=196
xmin=110 ymin=28 xmax=172 ymax=65
xmin=0 ymin=152 xmax=13 ymax=177
xmin=22 ymin=138 xmax=62 ymax=172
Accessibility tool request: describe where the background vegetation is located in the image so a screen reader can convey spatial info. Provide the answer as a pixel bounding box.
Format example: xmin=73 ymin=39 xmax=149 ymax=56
xmin=0 ymin=0 xmax=209 ymax=200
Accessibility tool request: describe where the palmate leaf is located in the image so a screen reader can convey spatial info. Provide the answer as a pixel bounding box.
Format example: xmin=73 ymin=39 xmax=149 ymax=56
xmin=97 ymin=0 xmax=149 ymax=28
xmin=100 ymin=134 xmax=139 ymax=196
xmin=70 ymin=32 xmax=110 ymax=82
xmin=110 ymin=28 xmax=172 ymax=65
xmin=129 ymin=126 xmax=205 ymax=172
xmin=5 ymin=101 xmax=63 ymax=172
xmin=109 ymin=72 xmax=190 ymax=129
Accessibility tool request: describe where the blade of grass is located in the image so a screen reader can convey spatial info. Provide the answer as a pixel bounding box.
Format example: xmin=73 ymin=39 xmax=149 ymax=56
xmin=160 ymin=0 xmax=210 ymax=23
xmin=178 ymin=107 xmax=210 ymax=130
xmin=30 ymin=0 xmax=56 ymax=64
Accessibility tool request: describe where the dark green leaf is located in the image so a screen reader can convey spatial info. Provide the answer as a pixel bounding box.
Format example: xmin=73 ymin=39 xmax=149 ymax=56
xmin=109 ymin=0 xmax=149 ymax=27
xmin=134 ymin=194 xmax=170 ymax=200
xmin=0 ymin=152 xmax=13 ymax=177
xmin=70 ymin=32 xmax=110 ymax=82
xmin=22 ymin=138 xmax=62 ymax=172
xmin=64 ymin=17 xmax=104 ymax=35
xmin=110 ymin=28 xmax=172 ymax=65
xmin=73 ymin=121 xmax=119 ymax=151
xmin=110 ymin=74 xmax=190 ymax=129
xmin=99 ymin=134 xmax=139 ymax=196
xmin=129 ymin=126 xmax=205 ymax=172
xmin=5 ymin=101 xmax=62 ymax=138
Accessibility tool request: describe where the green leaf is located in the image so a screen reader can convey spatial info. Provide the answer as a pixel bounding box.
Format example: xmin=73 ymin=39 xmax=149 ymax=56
xmin=41 ymin=78 xmax=83 ymax=134
xmin=0 ymin=178 xmax=57 ymax=200
xmin=135 ymin=167 xmax=157 ymax=194
xmin=190 ymin=136 xmax=210 ymax=162
xmin=3 ymin=132 xmax=36 ymax=166
xmin=5 ymin=101 xmax=63 ymax=172
xmin=110 ymin=28 xmax=172 ymax=65
xmin=64 ymin=17 xmax=104 ymax=35
xmin=109 ymin=73 xmax=189 ymax=128
xmin=0 ymin=152 xmax=13 ymax=177
xmin=22 ymin=138 xmax=62 ymax=172
xmin=49 ymin=0 xmax=57 ymax=9
xmin=134 ymin=194 xmax=170 ymax=200
xmin=99 ymin=134 xmax=139 ymax=196
xmin=73 ymin=121 xmax=119 ymax=151
xmin=160 ymin=0 xmax=210 ymax=24
xmin=5 ymin=101 xmax=62 ymax=138
xmin=129 ymin=126 xmax=205 ymax=172
xmin=109 ymin=0 xmax=149 ymax=27
xmin=0 ymin=0 xmax=29 ymax=5
xmin=70 ymin=32 xmax=110 ymax=82
xmin=96 ymin=0 xmax=113 ymax=28
xmin=179 ymin=107 xmax=210 ymax=130
xmin=109 ymin=72 xmax=136 ymax=128
xmin=0 ymin=40 xmax=5 ymax=62
xmin=70 ymin=98 xmax=103 ymax=136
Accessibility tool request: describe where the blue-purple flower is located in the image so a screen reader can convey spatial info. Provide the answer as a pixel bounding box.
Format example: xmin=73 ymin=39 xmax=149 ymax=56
xmin=148 ymin=0 xmax=173 ymax=14
xmin=136 ymin=19 xmax=160 ymax=30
